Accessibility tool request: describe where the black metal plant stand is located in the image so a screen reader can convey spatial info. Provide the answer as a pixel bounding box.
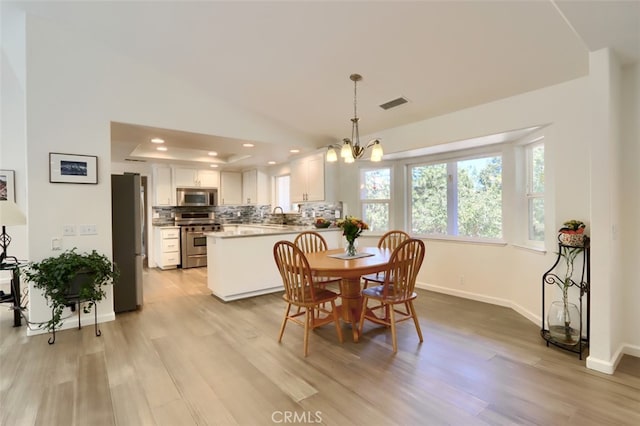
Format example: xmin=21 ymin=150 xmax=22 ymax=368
xmin=48 ymin=296 xmax=101 ymax=344
xmin=541 ymin=236 xmax=590 ymax=359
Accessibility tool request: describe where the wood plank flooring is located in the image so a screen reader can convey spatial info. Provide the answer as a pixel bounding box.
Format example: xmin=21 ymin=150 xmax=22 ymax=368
xmin=1 ymin=266 xmax=639 ymax=425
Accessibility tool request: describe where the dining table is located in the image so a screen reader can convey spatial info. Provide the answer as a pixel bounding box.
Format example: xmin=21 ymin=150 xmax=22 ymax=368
xmin=304 ymin=246 xmax=392 ymax=342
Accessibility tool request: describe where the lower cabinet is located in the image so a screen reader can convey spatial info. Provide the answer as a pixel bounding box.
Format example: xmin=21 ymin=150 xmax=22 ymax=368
xmin=154 ymin=227 xmax=181 ymax=269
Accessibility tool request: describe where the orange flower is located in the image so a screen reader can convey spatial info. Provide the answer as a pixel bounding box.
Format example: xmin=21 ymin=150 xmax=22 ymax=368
xmin=336 ymin=216 xmax=369 ymax=242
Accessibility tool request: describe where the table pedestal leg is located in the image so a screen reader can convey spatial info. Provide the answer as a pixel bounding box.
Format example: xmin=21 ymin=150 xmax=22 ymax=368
xmin=339 ymin=277 xmax=362 ymax=342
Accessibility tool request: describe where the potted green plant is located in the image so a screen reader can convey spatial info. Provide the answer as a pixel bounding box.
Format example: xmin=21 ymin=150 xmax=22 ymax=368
xmin=558 ymin=219 xmax=586 ymax=247
xmin=23 ymin=248 xmax=119 ymax=332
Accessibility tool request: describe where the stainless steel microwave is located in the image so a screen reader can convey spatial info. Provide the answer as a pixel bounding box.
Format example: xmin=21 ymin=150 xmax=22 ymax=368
xmin=176 ymin=187 xmax=218 ymax=207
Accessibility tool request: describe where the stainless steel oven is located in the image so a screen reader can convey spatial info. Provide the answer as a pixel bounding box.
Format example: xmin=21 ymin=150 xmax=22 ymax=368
xmin=176 ymin=212 xmax=222 ymax=268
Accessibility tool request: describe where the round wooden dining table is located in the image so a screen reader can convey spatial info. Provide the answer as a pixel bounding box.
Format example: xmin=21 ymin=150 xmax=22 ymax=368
xmin=304 ymin=246 xmax=392 ymax=342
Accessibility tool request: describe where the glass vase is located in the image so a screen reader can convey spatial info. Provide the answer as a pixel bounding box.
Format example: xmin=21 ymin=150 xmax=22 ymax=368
xmin=345 ymin=238 xmax=358 ymax=256
xmin=547 ymin=300 xmax=580 ymax=345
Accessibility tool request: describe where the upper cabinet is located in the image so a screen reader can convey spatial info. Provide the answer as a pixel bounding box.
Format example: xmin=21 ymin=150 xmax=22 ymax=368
xmin=242 ymin=169 xmax=269 ymax=205
xmin=174 ymin=167 xmax=220 ymax=188
xmin=153 ymin=166 xmax=173 ymax=206
xmin=220 ymin=171 xmax=243 ymax=205
xmin=290 ymin=153 xmax=325 ymax=202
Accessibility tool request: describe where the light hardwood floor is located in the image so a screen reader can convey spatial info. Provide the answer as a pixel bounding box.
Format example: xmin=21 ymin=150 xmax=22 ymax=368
xmin=1 ymin=267 xmax=639 ymax=425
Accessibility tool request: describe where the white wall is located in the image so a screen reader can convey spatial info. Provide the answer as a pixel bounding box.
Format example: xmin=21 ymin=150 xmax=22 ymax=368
xmin=1 ymin=5 xmax=28 ymax=261
xmin=620 ymin=63 xmax=640 ymax=357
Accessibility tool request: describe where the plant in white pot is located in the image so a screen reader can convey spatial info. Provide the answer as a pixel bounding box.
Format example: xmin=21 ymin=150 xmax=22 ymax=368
xmin=558 ymin=219 xmax=586 ymax=247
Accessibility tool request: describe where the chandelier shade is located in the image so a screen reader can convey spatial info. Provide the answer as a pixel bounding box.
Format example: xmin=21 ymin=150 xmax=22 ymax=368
xmin=326 ymin=73 xmax=383 ymax=163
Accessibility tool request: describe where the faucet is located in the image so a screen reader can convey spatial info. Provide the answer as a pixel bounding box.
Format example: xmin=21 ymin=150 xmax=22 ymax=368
xmin=272 ymin=206 xmax=286 ymax=225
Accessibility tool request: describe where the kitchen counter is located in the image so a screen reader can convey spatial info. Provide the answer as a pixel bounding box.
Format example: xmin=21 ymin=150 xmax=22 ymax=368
xmin=205 ymin=225 xmax=342 ymax=301
xmin=206 ymin=224 xmax=339 ymax=238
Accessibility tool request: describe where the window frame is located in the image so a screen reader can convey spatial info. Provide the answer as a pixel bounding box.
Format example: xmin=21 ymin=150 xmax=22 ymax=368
xmin=407 ymin=149 xmax=505 ymax=243
xmin=359 ymin=166 xmax=392 ymax=235
xmin=525 ymin=138 xmax=545 ymax=246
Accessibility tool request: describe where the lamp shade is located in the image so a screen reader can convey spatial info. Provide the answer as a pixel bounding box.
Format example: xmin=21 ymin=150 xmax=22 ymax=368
xmin=0 ymin=201 xmax=26 ymax=226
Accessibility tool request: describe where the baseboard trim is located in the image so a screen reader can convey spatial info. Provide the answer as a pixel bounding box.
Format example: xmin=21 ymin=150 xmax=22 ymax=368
xmin=417 ymin=281 xmax=640 ymax=375
xmin=26 ymin=311 xmax=116 ymax=337
xmin=587 ymin=344 xmax=640 ymax=374
xmin=416 ymin=282 xmax=541 ymax=325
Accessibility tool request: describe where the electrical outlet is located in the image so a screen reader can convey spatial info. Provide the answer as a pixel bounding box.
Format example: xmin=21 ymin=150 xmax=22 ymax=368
xmin=52 ymin=238 xmax=62 ymax=251
xmin=236 ymin=211 xmax=241 ymax=217
xmin=63 ymin=225 xmax=76 ymax=236
xmin=459 ymin=275 xmax=465 ymax=286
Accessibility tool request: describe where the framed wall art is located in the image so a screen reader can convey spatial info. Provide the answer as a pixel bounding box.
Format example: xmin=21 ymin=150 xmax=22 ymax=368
xmin=0 ymin=169 xmax=15 ymax=201
xmin=49 ymin=153 xmax=98 ymax=184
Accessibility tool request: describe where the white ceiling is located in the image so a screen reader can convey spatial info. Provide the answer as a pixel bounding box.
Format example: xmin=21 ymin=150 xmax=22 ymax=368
xmin=8 ymin=0 xmax=640 ymax=170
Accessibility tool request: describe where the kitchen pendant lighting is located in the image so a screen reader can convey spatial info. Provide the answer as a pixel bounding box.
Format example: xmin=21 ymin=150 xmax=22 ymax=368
xmin=326 ymin=73 xmax=383 ymax=163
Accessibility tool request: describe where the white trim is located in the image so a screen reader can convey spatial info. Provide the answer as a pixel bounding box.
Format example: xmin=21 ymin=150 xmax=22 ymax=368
xmin=511 ymin=243 xmax=547 ymax=254
xmin=416 ymin=281 xmax=539 ymax=326
xmin=418 ymin=280 xmax=640 ymax=375
xmin=586 ymin=344 xmax=640 ymax=375
xmin=26 ymin=311 xmax=116 ymax=337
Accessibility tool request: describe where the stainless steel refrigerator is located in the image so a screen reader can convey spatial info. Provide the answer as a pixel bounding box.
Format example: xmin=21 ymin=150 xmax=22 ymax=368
xmin=111 ymin=173 xmax=143 ymax=312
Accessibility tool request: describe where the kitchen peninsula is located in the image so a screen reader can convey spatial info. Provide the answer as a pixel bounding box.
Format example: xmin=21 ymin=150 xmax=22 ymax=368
xmin=206 ymin=225 xmax=341 ymax=301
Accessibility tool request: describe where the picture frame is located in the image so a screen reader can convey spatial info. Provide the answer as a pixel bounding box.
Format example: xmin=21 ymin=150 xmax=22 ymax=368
xmin=49 ymin=153 xmax=98 ymax=184
xmin=0 ymin=169 xmax=15 ymax=201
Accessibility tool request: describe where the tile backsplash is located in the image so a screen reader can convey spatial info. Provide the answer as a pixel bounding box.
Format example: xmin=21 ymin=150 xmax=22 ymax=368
xmin=152 ymin=202 xmax=343 ymax=226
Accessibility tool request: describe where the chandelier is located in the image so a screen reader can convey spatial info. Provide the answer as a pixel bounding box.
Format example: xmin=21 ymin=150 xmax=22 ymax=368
xmin=326 ymin=73 xmax=383 ymax=163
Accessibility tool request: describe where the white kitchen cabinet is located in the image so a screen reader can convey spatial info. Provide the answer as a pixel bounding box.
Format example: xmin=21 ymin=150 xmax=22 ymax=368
xmin=220 ymin=171 xmax=242 ymax=205
xmin=242 ymin=169 xmax=269 ymax=204
xmin=154 ymin=226 xmax=181 ymax=270
xmin=174 ymin=167 xmax=220 ymax=188
xmin=290 ymin=153 xmax=325 ymax=202
xmin=198 ymin=169 xmax=220 ymax=187
xmin=153 ymin=166 xmax=173 ymax=206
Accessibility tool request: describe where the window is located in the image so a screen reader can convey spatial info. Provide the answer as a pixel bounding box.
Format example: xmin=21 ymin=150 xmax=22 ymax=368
xmin=275 ymin=175 xmax=291 ymax=211
xmin=526 ymin=142 xmax=544 ymax=241
xmin=410 ymin=154 xmax=502 ymax=239
xmin=360 ymin=168 xmax=391 ymax=232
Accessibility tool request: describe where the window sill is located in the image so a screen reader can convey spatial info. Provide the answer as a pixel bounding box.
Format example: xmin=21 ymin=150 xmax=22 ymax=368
xmin=419 ymin=235 xmax=507 ymax=246
xmin=511 ymin=243 xmax=547 ymax=254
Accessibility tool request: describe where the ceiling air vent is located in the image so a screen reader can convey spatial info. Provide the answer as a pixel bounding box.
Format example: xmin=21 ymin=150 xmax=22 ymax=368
xmin=379 ymin=96 xmax=409 ymax=110
xmin=125 ymin=158 xmax=146 ymax=162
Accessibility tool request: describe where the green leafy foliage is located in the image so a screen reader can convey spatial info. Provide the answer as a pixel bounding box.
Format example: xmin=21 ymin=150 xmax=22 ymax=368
xmin=22 ymin=248 xmax=119 ymax=331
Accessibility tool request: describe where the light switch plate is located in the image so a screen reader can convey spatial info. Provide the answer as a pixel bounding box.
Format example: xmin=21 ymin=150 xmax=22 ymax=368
xmin=79 ymin=224 xmax=98 ymax=235
xmin=63 ymin=224 xmax=76 ymax=236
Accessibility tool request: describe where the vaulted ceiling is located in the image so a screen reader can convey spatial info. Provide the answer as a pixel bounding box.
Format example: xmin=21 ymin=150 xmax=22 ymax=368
xmin=7 ymin=1 xmax=639 ymax=169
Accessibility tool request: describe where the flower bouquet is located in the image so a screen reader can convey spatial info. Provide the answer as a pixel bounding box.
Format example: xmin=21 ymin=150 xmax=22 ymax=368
xmin=336 ymin=216 xmax=369 ymax=256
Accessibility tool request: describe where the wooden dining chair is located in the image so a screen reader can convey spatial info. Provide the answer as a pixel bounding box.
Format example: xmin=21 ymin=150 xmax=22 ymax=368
xmin=273 ymin=240 xmax=344 ymax=356
xmin=294 ymin=231 xmax=342 ymax=287
xmin=362 ymin=230 xmax=410 ymax=289
xmin=358 ymin=238 xmax=425 ymax=353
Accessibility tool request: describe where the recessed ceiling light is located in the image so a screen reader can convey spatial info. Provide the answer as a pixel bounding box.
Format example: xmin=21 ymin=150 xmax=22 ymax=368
xmin=268 ymin=161 xmax=276 ymax=165
xmin=151 ymin=138 xmax=164 ymax=144
xmin=209 ymin=164 xmax=219 ymax=168
xmin=156 ymin=146 xmax=167 ymax=151
xmin=289 ymin=149 xmax=300 ymax=153
xmin=242 ymin=143 xmax=254 ymax=148
xmin=208 ymin=151 xmax=218 ymax=156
